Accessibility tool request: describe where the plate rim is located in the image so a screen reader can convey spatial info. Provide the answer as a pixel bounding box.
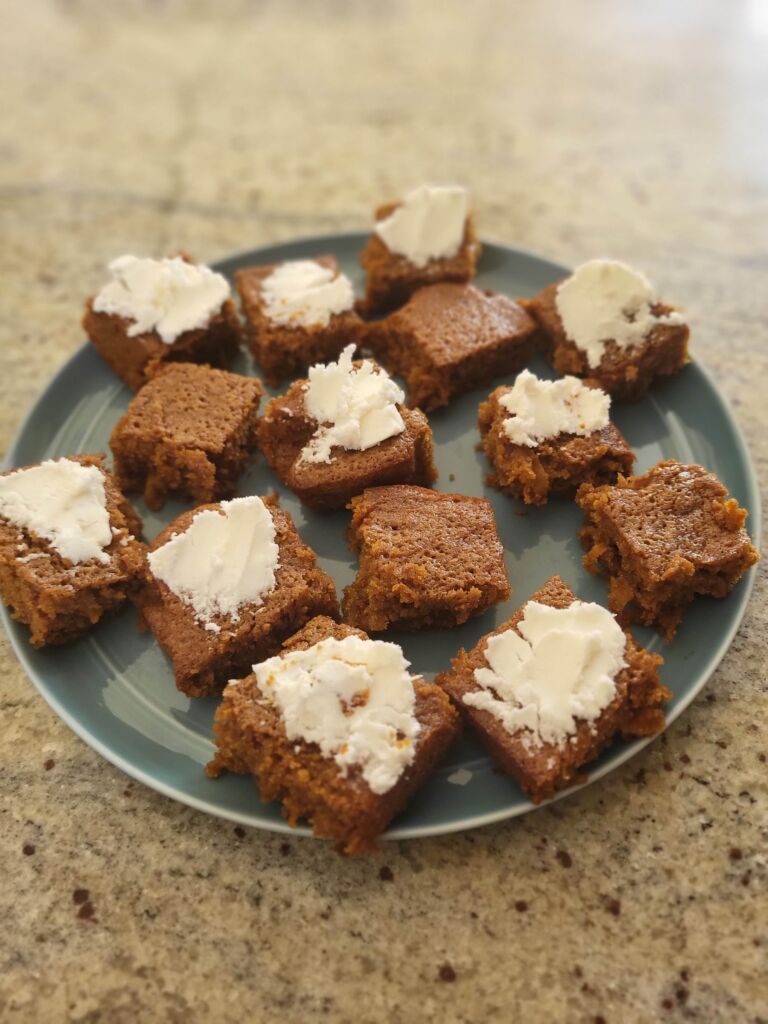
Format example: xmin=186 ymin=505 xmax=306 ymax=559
xmin=1 ymin=234 xmax=761 ymax=841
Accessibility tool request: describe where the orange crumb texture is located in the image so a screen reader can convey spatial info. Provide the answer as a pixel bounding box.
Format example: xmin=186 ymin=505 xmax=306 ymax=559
xmin=207 ymin=616 xmax=461 ymax=856
xmin=435 ymin=575 xmax=670 ymax=804
xmin=577 ymin=460 xmax=758 ymax=640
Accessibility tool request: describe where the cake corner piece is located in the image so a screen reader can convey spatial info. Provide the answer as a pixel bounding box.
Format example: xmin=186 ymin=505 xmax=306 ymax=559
xmin=257 ymin=348 xmax=437 ymax=511
xmin=435 ymin=574 xmax=669 ymax=803
xmin=364 ymin=283 xmax=536 ymax=412
xmin=576 ymin=459 xmax=759 ymax=639
xmin=110 ymin=361 xmax=263 ymax=511
xmin=478 ymin=372 xmax=635 ymax=505
xmin=83 ymin=254 xmax=242 ymax=390
xmin=359 ymin=184 xmax=481 ymax=314
xmin=235 ymin=255 xmax=361 ymax=386
xmin=524 ymin=260 xmax=689 ymax=401
xmin=0 ymin=454 xmax=145 ymax=647
xmin=207 ymin=614 xmax=461 ymax=855
xmin=342 ymin=484 xmax=510 ymax=632
xmin=136 ymin=496 xmax=339 ymax=697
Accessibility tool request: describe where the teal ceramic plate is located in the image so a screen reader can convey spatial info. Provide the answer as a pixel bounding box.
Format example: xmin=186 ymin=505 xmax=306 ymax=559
xmin=2 ymin=236 xmax=761 ymax=839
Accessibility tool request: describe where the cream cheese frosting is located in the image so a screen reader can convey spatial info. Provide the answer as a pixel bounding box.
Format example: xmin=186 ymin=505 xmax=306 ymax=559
xmin=93 ymin=255 xmax=230 ymax=344
xmin=465 ymin=600 xmax=627 ymax=748
xmin=555 ymin=259 xmax=683 ymax=369
xmin=147 ymin=497 xmax=280 ymax=627
xmin=0 ymin=458 xmax=112 ymax=564
xmin=300 ymin=345 xmax=405 ymax=463
xmin=499 ymin=370 xmax=611 ymax=446
xmin=252 ymin=634 xmax=421 ymax=794
xmin=375 ymin=184 xmax=468 ymax=268
xmin=261 ymin=260 xmax=355 ymax=329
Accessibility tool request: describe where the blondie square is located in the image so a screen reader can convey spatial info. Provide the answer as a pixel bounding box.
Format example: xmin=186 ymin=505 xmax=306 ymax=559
xmin=83 ymin=298 xmax=241 ymax=392
xmin=364 ymin=283 xmax=536 ymax=412
xmin=110 ymin=362 xmax=263 ymax=511
xmin=577 ymin=460 xmax=759 ymax=639
xmin=235 ymin=256 xmax=361 ymax=386
xmin=83 ymin=255 xmax=242 ymax=391
xmin=360 ymin=199 xmax=481 ymax=313
xmin=342 ymin=485 xmax=510 ymax=632
xmin=0 ymin=455 xmax=144 ymax=647
xmin=436 ymin=576 xmax=669 ymax=803
xmin=136 ymin=497 xmax=338 ymax=697
xmin=524 ymin=279 xmax=689 ymax=401
xmin=478 ymin=382 xmax=635 ymax=505
xmin=206 ymin=615 xmax=461 ymax=855
xmin=257 ymin=368 xmax=437 ymax=512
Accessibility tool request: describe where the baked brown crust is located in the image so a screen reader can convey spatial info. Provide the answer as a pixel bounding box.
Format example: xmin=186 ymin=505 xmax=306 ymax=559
xmin=478 ymin=382 xmax=635 ymax=505
xmin=235 ymin=256 xmax=362 ymax=387
xmin=110 ymin=362 xmax=263 ymax=511
xmin=206 ymin=615 xmax=461 ymax=855
xmin=257 ymin=371 xmax=437 ymax=511
xmin=82 ymin=297 xmax=242 ymax=391
xmin=342 ymin=485 xmax=510 ymax=632
xmin=436 ymin=575 xmax=670 ymax=803
xmin=359 ymin=202 xmax=481 ymax=314
xmin=135 ymin=497 xmax=339 ymax=697
xmin=0 ymin=454 xmax=145 ymax=647
xmin=522 ymin=281 xmax=689 ymax=401
xmin=577 ymin=460 xmax=759 ymax=639
xmin=363 ymin=283 xmax=536 ymax=412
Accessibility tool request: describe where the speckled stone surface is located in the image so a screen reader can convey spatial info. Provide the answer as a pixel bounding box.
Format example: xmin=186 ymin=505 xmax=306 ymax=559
xmin=1 ymin=2 xmax=766 ymax=1022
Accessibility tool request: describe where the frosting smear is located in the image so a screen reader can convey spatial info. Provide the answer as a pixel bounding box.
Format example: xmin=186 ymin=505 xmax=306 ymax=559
xmin=555 ymin=259 xmax=683 ymax=369
xmin=301 ymin=345 xmax=405 ymax=463
xmin=93 ymin=255 xmax=230 ymax=344
xmin=499 ymin=369 xmax=611 ymax=446
xmin=261 ymin=260 xmax=355 ymax=329
xmin=465 ymin=600 xmax=627 ymax=748
xmin=253 ymin=634 xmax=421 ymax=794
xmin=0 ymin=458 xmax=112 ymax=565
xmin=375 ymin=185 xmax=468 ymax=268
xmin=148 ymin=497 xmax=280 ymax=627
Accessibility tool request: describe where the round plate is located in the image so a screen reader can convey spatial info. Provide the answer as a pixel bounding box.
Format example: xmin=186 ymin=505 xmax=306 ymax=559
xmin=2 ymin=235 xmax=761 ymax=840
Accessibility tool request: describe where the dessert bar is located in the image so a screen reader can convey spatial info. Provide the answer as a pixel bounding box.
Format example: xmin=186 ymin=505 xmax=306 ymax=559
xmin=110 ymin=362 xmax=263 ymax=511
xmin=137 ymin=495 xmax=338 ymax=696
xmin=257 ymin=346 xmax=436 ymax=510
xmin=437 ymin=576 xmax=669 ymax=802
xmin=207 ymin=615 xmax=461 ymax=854
xmin=343 ymin=485 xmax=510 ymax=631
xmin=0 ymin=455 xmax=144 ymax=647
xmin=83 ymin=255 xmax=241 ymax=390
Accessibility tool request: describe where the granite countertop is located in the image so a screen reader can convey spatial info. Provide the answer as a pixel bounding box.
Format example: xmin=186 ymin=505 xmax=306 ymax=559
xmin=1 ymin=2 xmax=766 ymax=1021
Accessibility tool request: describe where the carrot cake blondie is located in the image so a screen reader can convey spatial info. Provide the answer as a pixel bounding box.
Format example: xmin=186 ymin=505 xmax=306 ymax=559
xmin=235 ymin=256 xmax=361 ymax=385
xmin=0 ymin=454 xmax=144 ymax=647
xmin=137 ymin=496 xmax=338 ymax=697
xmin=436 ymin=576 xmax=669 ymax=802
xmin=364 ymin=283 xmax=536 ymax=412
xmin=359 ymin=184 xmax=481 ymax=313
xmin=478 ymin=370 xmax=634 ymax=505
xmin=207 ymin=615 xmax=461 ymax=855
xmin=523 ymin=259 xmax=689 ymax=400
xmin=83 ymin=255 xmax=241 ymax=390
xmin=577 ymin=460 xmax=759 ymax=639
xmin=110 ymin=362 xmax=263 ymax=511
xmin=257 ymin=345 xmax=436 ymax=510
xmin=343 ymin=485 xmax=510 ymax=632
